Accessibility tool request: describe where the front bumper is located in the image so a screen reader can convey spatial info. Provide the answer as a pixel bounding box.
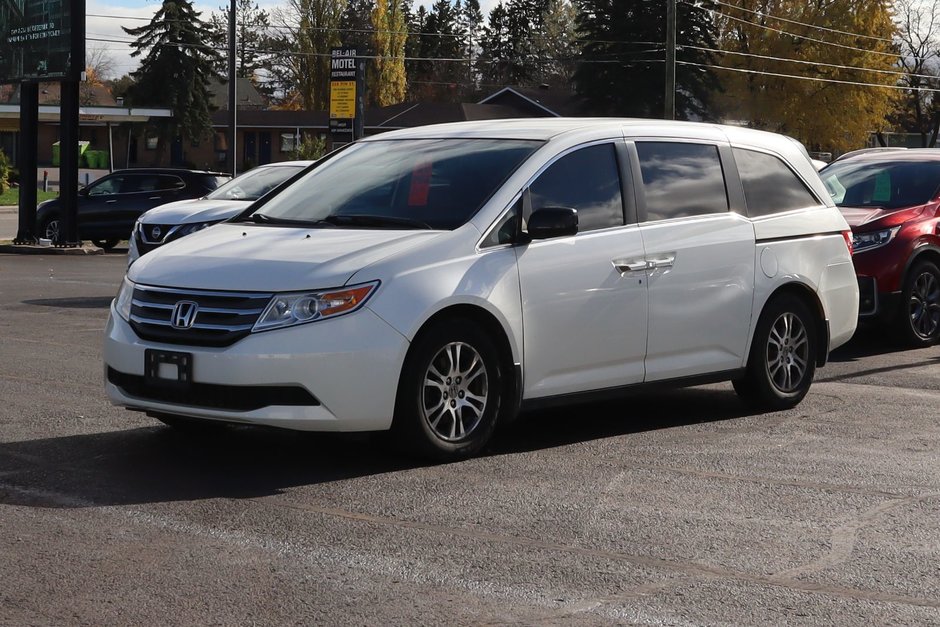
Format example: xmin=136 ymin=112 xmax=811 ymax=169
xmin=104 ymin=304 xmax=409 ymax=431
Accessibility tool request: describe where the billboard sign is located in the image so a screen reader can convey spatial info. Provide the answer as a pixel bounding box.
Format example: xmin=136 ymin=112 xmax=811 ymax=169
xmin=0 ymin=0 xmax=83 ymax=83
xmin=329 ymin=47 xmax=365 ymax=141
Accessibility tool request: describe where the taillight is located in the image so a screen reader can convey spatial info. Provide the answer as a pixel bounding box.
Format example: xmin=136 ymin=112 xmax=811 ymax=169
xmin=842 ymin=229 xmax=853 ymax=256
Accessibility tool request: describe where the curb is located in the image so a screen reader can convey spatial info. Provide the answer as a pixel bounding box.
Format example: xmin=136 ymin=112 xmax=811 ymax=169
xmin=0 ymin=241 xmax=104 ymax=255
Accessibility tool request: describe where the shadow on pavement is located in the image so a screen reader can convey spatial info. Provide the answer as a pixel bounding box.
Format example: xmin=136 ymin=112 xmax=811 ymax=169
xmin=23 ymin=296 xmax=114 ymax=309
xmin=0 ymin=387 xmax=750 ymax=510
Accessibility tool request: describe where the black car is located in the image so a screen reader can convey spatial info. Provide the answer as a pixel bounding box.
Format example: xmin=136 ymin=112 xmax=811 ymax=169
xmin=36 ymin=168 xmax=230 ymax=249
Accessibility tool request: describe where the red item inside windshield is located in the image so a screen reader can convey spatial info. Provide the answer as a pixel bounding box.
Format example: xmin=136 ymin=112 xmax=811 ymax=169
xmin=408 ymin=162 xmax=433 ymax=206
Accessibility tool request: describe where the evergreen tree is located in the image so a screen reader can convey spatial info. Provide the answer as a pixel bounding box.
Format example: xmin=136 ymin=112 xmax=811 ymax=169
xmin=477 ymin=3 xmax=512 ymax=85
xmin=574 ymin=0 xmax=720 ymax=119
xmin=340 ymin=0 xmax=377 ymax=50
xmin=208 ymin=0 xmax=272 ymax=82
xmin=407 ymin=0 xmax=464 ymax=100
xmin=124 ymin=0 xmax=223 ymax=163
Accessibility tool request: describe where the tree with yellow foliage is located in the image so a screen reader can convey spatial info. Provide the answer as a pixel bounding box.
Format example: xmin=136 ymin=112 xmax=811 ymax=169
xmin=371 ymin=0 xmax=409 ymax=106
xmin=715 ymin=0 xmax=898 ymax=153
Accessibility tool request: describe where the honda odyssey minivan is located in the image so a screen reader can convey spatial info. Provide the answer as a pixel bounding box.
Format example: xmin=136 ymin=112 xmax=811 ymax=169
xmin=104 ymin=119 xmax=859 ymax=461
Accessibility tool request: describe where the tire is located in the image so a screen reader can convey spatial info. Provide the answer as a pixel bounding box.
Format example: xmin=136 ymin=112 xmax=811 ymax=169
xmin=39 ymin=214 xmax=61 ymax=243
xmin=92 ymin=239 xmax=120 ymax=251
xmin=733 ymin=294 xmax=817 ymax=411
xmin=897 ymin=260 xmax=940 ymax=347
xmin=392 ymin=319 xmax=503 ymax=462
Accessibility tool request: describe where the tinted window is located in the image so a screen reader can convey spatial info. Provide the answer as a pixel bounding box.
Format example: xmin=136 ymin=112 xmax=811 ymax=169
xmin=636 ymin=142 xmax=728 ymax=221
xmin=253 ymin=139 xmax=540 ymax=230
xmin=528 ymin=143 xmax=624 ymax=232
xmin=156 ymin=175 xmax=185 ymax=190
xmin=820 ymin=159 xmax=940 ymax=209
xmin=734 ymin=148 xmax=819 ymax=215
xmin=124 ymin=175 xmax=161 ymax=193
xmin=87 ymin=176 xmax=124 ymax=196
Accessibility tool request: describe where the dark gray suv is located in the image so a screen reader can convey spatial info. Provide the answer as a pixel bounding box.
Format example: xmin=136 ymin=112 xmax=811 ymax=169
xmin=36 ymin=168 xmax=230 ymax=249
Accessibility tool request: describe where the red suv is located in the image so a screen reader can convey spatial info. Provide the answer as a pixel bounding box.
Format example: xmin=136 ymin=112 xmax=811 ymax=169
xmin=820 ymin=150 xmax=940 ymax=346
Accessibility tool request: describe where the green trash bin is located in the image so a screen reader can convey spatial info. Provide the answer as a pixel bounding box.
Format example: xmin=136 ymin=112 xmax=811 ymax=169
xmin=99 ymin=150 xmax=110 ymax=169
xmin=86 ymin=150 xmax=101 ymax=169
xmin=52 ymin=142 xmax=60 ymax=166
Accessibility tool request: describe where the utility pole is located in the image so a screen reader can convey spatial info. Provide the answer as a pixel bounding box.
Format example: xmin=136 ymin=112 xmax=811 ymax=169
xmin=664 ymin=0 xmax=676 ymax=120
xmin=227 ymin=0 xmax=237 ymax=175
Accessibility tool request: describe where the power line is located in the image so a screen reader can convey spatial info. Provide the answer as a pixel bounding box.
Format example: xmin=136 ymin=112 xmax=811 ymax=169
xmin=705 ymin=6 xmax=903 ymax=60
xmin=677 ymin=60 xmax=940 ymax=92
xmin=681 ymin=44 xmax=940 ymax=83
xmin=704 ymin=0 xmax=893 ymax=43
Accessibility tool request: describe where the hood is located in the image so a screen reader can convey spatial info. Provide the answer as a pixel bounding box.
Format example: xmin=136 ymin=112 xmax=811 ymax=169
xmin=128 ymin=223 xmax=443 ymax=291
xmin=138 ymin=198 xmax=251 ymax=225
xmin=839 ymin=204 xmax=927 ymax=229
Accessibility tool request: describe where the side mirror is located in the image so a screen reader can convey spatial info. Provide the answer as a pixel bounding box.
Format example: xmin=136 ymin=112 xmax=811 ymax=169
xmin=78 ymin=186 xmax=89 ymax=196
xmin=527 ymin=207 xmax=578 ymax=240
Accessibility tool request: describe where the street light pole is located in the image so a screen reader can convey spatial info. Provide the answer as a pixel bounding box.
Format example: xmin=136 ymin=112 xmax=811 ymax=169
xmin=227 ymin=0 xmax=237 ymax=175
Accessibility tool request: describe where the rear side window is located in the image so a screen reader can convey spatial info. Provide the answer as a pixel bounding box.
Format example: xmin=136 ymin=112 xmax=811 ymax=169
xmin=528 ymin=143 xmax=624 ymax=232
xmin=156 ymin=175 xmax=186 ymax=190
xmin=734 ymin=148 xmax=819 ymax=216
xmin=636 ymin=142 xmax=728 ymax=221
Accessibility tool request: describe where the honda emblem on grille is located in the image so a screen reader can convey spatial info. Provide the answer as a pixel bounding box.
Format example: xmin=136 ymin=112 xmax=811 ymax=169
xmin=150 ymin=226 xmax=162 ymax=240
xmin=171 ymin=301 xmax=199 ymax=329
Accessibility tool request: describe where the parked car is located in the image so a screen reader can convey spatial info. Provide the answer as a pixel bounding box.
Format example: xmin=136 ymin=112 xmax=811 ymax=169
xmin=36 ymin=168 xmax=230 ymax=249
xmin=104 ymin=119 xmax=858 ymax=461
xmin=819 ymin=150 xmax=940 ymax=346
xmin=128 ymin=161 xmax=314 ymax=264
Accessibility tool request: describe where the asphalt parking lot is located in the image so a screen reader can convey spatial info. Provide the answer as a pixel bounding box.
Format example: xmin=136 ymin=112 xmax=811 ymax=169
xmin=1 ymin=252 xmax=938 ymax=625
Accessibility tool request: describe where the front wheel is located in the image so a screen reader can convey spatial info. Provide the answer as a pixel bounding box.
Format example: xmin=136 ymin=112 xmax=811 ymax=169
xmin=733 ymin=294 xmax=817 ymax=411
xmin=392 ymin=319 xmax=503 ymax=462
xmin=898 ymin=260 xmax=940 ymax=347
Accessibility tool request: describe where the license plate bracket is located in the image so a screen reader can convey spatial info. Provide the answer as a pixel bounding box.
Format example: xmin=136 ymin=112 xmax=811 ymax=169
xmin=144 ymin=349 xmax=193 ymax=388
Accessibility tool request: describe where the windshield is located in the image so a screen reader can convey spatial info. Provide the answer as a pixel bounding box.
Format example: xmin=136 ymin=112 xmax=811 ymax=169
xmin=244 ymin=138 xmax=541 ymax=230
xmin=207 ymin=165 xmax=306 ymax=201
xmin=821 ymin=159 xmax=940 ymax=209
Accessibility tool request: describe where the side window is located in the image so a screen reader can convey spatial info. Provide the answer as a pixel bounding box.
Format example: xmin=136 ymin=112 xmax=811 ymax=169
xmin=636 ymin=142 xmax=728 ymax=221
xmin=528 ymin=143 xmax=624 ymax=232
xmin=123 ymin=175 xmax=161 ymax=193
xmin=734 ymin=148 xmax=820 ymax=216
xmin=481 ymin=197 xmax=521 ymax=248
xmin=156 ymin=175 xmax=186 ymax=191
xmin=87 ymin=176 xmax=124 ymax=196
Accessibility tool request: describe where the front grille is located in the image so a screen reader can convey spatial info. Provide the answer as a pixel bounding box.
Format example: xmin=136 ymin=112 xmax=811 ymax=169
xmin=108 ymin=368 xmax=319 ymax=411
xmin=857 ymin=276 xmax=878 ymax=316
xmin=130 ymin=284 xmax=272 ymax=347
xmin=134 ymin=231 xmax=160 ymax=256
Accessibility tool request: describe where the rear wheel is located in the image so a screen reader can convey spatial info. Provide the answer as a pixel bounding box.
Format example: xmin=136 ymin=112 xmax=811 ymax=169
xmin=39 ymin=215 xmax=60 ymax=242
xmin=92 ymin=239 xmax=120 ymax=251
xmin=897 ymin=260 xmax=940 ymax=347
xmin=392 ymin=319 xmax=503 ymax=461
xmin=733 ymin=294 xmax=817 ymax=410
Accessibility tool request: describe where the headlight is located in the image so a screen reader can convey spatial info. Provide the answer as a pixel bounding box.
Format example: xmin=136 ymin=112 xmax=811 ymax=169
xmin=252 ymin=281 xmax=379 ymax=332
xmin=852 ymin=226 xmax=900 ymax=253
xmin=114 ymin=277 xmax=135 ymax=322
xmin=131 ymin=220 xmax=141 ymax=237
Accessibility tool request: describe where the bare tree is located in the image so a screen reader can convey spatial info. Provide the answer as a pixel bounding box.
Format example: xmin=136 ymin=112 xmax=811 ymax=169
xmin=894 ymin=0 xmax=940 ymax=146
xmin=85 ymin=46 xmax=116 ymax=82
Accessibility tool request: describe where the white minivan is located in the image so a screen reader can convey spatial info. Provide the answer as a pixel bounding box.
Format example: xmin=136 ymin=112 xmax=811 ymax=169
xmin=105 ymin=119 xmax=859 ymax=460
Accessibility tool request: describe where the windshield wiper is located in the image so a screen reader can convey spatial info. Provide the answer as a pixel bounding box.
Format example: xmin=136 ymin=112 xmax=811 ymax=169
xmin=244 ymin=213 xmax=333 ymax=227
xmin=322 ymin=214 xmax=433 ymax=230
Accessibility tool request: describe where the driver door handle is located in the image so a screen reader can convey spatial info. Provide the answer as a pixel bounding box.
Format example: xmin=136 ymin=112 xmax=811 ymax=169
xmin=148 ymin=196 xmax=162 ymax=200
xmin=612 ymin=258 xmax=648 ymax=274
xmin=646 ymin=253 xmax=676 ymax=269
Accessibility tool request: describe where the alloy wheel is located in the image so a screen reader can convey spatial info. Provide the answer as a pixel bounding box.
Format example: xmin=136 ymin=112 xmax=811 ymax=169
xmin=766 ymin=312 xmax=809 ymax=393
xmin=421 ymin=341 xmax=488 ymax=442
xmin=909 ymin=271 xmax=940 ymax=340
xmin=43 ymin=219 xmax=60 ymax=241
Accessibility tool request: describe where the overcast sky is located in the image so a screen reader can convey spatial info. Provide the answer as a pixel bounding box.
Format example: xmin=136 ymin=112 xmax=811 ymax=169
xmin=87 ymin=0 xmax=483 ymax=80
